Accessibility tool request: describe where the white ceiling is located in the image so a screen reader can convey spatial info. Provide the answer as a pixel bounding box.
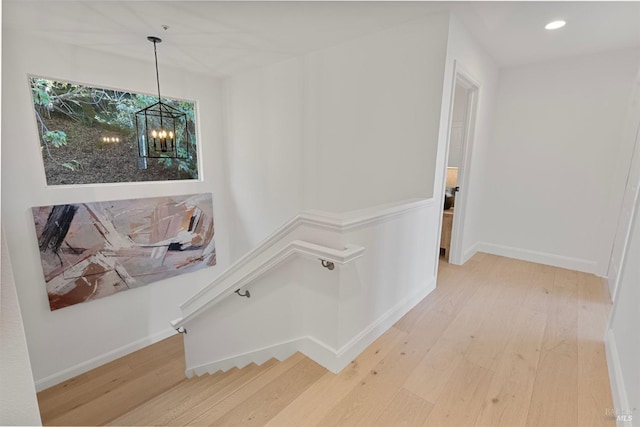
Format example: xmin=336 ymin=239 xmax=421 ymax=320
xmin=452 ymin=1 xmax=640 ymax=66
xmin=4 ymin=1 xmax=640 ymax=77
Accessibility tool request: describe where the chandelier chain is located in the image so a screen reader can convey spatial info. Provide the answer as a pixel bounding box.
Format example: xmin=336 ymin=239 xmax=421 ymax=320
xmin=151 ymin=38 xmax=163 ymax=128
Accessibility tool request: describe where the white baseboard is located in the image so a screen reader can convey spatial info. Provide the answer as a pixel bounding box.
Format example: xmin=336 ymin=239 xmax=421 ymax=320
xmin=186 ymin=278 xmax=436 ymax=377
xmin=476 ymin=242 xmax=598 ymax=274
xmin=462 ymin=242 xmax=480 ymax=264
xmin=326 ymin=278 xmax=436 ymax=373
xmin=35 ymin=328 xmax=177 ymax=391
xmin=605 ymin=329 xmax=634 ymax=427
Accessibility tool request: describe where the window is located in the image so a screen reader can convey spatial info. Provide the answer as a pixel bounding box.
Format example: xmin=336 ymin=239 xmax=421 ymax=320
xmin=29 ymin=76 xmax=199 ymax=185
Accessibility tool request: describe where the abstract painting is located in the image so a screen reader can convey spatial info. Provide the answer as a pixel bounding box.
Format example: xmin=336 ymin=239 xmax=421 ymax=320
xmin=32 ymin=193 xmax=215 ymax=311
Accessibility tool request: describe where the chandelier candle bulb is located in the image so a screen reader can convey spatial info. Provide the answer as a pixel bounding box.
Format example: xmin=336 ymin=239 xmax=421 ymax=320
xmin=100 ymin=136 xmax=120 ymax=143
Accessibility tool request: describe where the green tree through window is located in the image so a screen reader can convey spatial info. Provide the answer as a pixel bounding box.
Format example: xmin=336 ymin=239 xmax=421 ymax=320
xmin=30 ymin=76 xmax=199 ymax=185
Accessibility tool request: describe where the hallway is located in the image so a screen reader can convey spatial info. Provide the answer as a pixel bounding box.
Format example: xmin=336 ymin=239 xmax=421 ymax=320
xmin=37 ymin=253 xmax=614 ymax=426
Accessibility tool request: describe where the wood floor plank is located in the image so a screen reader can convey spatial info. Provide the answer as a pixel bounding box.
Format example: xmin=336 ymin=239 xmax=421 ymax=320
xmin=423 ymin=358 xmax=493 ymax=427
xmin=526 ymin=267 xmax=580 ymax=427
xmin=373 ymin=388 xmax=434 ymax=427
xmin=462 ymin=261 xmax=534 ymax=372
xmin=402 ymin=337 xmax=463 ymax=404
xmin=393 ymin=289 xmax=441 ymax=333
xmin=109 ymin=369 xmax=235 ymax=426
xmin=37 ymin=254 xmax=614 ymax=427
xmin=181 ymin=353 xmax=307 ymax=425
xmin=38 ymin=334 xmax=185 ymax=424
xmin=519 ymin=263 xmax=555 ymax=314
xmin=314 ymin=309 xmax=456 ymax=427
xmin=264 ymin=325 xmax=407 ymax=427
xmin=394 ymin=260 xmax=468 ymax=334
xmin=46 ymin=356 xmax=186 ymax=426
xmin=410 ymin=257 xmax=512 ymax=392
xmin=208 ymin=357 xmax=326 ymax=426
xmin=145 ymin=363 xmax=268 ymax=426
xmin=37 ymin=362 xmax=134 ymax=422
xmin=167 ymin=359 xmax=280 ymax=426
xmin=472 ymin=307 xmax=546 ymax=427
xmin=401 ymin=261 xmax=497 ymax=404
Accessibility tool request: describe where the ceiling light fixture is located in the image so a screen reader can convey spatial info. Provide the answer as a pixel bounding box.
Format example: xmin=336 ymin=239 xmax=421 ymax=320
xmin=545 ymin=20 xmax=566 ymax=30
xmin=135 ymin=36 xmax=189 ymax=163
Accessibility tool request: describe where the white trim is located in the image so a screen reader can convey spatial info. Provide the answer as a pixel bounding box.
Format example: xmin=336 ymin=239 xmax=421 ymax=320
xmin=179 ymin=198 xmax=431 ymax=312
xmin=178 ymin=215 xmax=302 ymax=310
xmin=185 ymin=277 xmax=435 ymax=377
xmin=177 ymin=198 xmax=432 ymax=326
xmin=292 ymin=241 xmax=365 ymax=264
xmin=605 ymin=329 xmax=634 ymax=427
xmin=173 ymin=241 xmax=365 ymax=328
xmin=462 ymin=241 xmax=480 ymax=264
xmin=326 ymin=277 xmax=436 ymax=373
xmin=476 ymin=242 xmax=597 ymax=274
xmin=448 ymin=63 xmax=481 ymax=266
xmin=34 ymin=328 xmax=176 ymax=391
xmin=606 ymin=76 xmax=640 ymax=301
xmin=608 ymin=163 xmax=640 ymax=300
xmin=302 ymin=198 xmax=434 ymax=231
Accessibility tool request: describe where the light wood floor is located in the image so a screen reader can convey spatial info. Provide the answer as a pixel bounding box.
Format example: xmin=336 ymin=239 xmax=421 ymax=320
xmin=37 ymin=253 xmax=615 ymax=426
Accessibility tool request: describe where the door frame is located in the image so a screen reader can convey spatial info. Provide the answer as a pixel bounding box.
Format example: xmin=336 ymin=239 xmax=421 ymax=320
xmin=607 ymin=120 xmax=640 ymax=300
xmin=446 ymin=63 xmax=480 ymax=265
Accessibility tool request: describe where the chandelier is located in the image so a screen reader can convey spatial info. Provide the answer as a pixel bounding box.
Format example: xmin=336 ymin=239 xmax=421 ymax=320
xmin=135 ymin=36 xmax=189 ymax=160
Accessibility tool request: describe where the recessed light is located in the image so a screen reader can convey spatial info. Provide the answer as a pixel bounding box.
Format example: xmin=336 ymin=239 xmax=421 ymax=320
xmin=545 ymin=20 xmax=566 ymax=30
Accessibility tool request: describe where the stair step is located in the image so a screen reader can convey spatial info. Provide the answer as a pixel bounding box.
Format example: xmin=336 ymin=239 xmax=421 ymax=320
xmin=154 ymin=359 xmax=278 ymax=425
xmin=177 ymin=353 xmax=311 ymax=425
xmin=109 ymin=353 xmax=308 ymax=426
xmin=109 ymin=364 xmax=240 ymax=425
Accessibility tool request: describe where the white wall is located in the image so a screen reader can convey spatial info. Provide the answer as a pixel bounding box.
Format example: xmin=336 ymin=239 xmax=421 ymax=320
xmin=186 ymin=12 xmax=451 ymax=378
xmin=223 ymin=12 xmax=450 ymax=249
xmin=1 ymin=31 xmax=230 ymax=389
xmin=337 ymin=201 xmax=438 ymax=346
xmin=183 ymin=200 xmax=438 ymax=376
xmin=0 ymin=8 xmax=40 ymax=422
xmin=439 ymin=14 xmax=500 ymax=264
xmin=302 ymin=13 xmax=449 ymax=213
xmin=223 ymin=58 xmax=304 ymax=260
xmin=1 ymin=236 xmax=41 ymax=423
xmin=477 ymin=48 xmax=640 ymax=275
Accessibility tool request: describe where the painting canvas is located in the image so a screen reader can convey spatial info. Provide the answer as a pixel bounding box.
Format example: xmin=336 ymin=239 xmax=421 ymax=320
xmin=32 ymin=193 xmax=215 ymax=311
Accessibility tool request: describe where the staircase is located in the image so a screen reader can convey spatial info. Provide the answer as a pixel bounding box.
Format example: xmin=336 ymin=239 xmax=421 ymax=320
xmin=171 ymin=198 xmax=440 ymax=378
xmin=38 ymin=333 xmax=321 ymax=426
xmin=110 ymin=351 xmax=321 ymax=426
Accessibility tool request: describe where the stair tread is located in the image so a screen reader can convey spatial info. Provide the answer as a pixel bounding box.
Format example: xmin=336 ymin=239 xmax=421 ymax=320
xmin=185 ymin=353 xmax=314 ymax=425
xmin=109 ymin=371 xmax=231 ymax=425
xmin=165 ymin=359 xmax=282 ymax=425
xmin=109 ymin=362 xmax=254 ymax=426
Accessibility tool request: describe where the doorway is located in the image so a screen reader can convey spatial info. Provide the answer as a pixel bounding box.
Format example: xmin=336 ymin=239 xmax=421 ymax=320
xmin=441 ymin=69 xmax=479 ymax=265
